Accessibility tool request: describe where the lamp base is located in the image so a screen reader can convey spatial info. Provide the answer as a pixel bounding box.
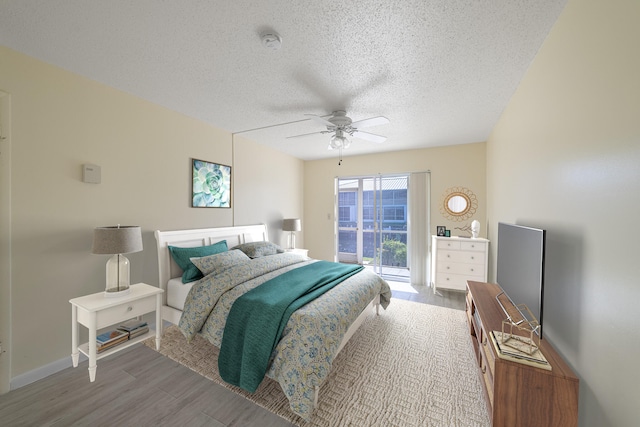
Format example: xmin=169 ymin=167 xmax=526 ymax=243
xmin=287 ymin=231 xmax=297 ymax=250
xmin=105 ymin=254 xmax=131 ymax=297
xmin=104 ymin=286 xmax=131 ymax=298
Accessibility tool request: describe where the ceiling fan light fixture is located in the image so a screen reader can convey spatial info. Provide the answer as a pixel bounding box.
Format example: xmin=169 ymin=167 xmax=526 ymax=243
xmin=329 ymin=132 xmax=350 ymax=150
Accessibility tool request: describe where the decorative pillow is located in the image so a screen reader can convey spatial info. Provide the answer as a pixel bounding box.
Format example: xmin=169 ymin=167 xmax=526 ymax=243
xmin=168 ymin=240 xmax=228 ymax=283
xmin=231 ymin=241 xmax=284 ymax=258
xmin=190 ymin=249 xmax=250 ymax=277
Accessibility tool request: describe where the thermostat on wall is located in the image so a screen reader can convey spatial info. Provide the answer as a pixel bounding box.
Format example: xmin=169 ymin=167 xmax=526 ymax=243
xmin=82 ymin=164 xmax=101 ymax=184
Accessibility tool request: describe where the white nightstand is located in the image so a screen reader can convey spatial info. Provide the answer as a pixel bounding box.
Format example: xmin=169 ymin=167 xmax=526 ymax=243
xmin=285 ymin=248 xmax=309 ymax=258
xmin=69 ymin=283 xmax=163 ymax=382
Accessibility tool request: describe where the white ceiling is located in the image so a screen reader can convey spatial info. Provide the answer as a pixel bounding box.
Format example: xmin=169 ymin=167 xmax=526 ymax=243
xmin=0 ymin=0 xmax=566 ymax=161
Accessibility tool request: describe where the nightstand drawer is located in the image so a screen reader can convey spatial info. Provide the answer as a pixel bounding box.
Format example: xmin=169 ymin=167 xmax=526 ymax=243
xmin=95 ymin=295 xmax=156 ymax=328
xmin=76 ymin=294 xmax=157 ymax=329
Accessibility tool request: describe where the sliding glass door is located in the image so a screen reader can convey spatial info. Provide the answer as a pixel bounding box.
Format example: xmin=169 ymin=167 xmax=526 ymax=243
xmin=337 ymin=175 xmax=409 ymax=282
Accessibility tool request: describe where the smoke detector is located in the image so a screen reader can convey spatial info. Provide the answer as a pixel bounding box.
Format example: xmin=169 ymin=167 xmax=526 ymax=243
xmin=261 ymin=32 xmax=282 ymax=51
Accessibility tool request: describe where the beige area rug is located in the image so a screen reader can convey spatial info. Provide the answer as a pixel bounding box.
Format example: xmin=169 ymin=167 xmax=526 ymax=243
xmin=145 ymin=299 xmax=490 ymax=427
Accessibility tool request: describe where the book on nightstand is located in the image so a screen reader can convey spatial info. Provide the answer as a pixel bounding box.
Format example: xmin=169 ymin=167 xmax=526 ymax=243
xmin=117 ymin=319 xmax=149 ymax=339
xmin=96 ymin=329 xmax=127 ymax=346
xmin=117 ymin=319 xmax=148 ymax=332
xmin=125 ymin=326 xmax=150 ymax=339
xmin=96 ymin=330 xmax=129 ymax=353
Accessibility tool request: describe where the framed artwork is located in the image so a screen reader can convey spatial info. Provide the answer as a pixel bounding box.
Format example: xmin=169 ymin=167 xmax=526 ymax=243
xmin=437 ymin=226 xmax=446 ymax=236
xmin=192 ymin=158 xmax=231 ymax=208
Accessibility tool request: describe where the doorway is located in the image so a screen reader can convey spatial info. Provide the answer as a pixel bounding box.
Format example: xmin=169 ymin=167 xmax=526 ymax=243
xmin=336 ymin=175 xmax=410 ymax=282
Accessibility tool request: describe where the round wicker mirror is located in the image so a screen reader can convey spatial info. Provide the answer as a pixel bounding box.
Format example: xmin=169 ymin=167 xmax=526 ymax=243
xmin=440 ymin=187 xmax=478 ymax=221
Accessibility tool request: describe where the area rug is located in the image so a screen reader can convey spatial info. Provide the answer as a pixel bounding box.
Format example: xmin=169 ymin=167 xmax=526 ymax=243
xmin=145 ymin=299 xmax=490 ymax=427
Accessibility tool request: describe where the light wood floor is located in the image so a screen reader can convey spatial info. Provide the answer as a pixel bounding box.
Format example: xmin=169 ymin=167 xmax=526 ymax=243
xmin=0 ymin=286 xmax=465 ymax=427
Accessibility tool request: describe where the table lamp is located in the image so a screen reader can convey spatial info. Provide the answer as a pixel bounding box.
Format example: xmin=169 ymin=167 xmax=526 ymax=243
xmin=92 ymin=225 xmax=143 ymax=297
xmin=282 ymin=218 xmax=301 ymax=250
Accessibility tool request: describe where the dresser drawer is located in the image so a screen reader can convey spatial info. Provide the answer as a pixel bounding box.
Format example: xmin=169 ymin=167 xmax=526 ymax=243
xmin=437 ymin=239 xmax=461 ymax=250
xmin=439 ymin=250 xmax=485 ymax=265
xmin=434 ymin=273 xmax=484 ymax=291
xmin=438 ymin=261 xmax=485 ymax=277
xmin=93 ymin=295 xmax=157 ymax=329
xmin=461 ymin=241 xmax=487 ymax=252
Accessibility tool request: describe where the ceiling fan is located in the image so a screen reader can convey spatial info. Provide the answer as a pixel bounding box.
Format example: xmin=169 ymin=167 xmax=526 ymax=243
xmin=287 ymin=110 xmax=390 ymax=151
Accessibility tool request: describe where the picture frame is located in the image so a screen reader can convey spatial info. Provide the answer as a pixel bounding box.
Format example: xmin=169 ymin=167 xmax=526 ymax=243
xmin=192 ymin=158 xmax=231 ymax=208
xmin=445 ymin=230 xmax=451 ymax=237
xmin=437 ymin=226 xmax=446 ymax=237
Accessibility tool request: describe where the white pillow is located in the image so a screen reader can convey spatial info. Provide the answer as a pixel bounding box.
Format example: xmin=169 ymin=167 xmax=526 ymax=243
xmin=190 ymin=249 xmax=250 ymax=276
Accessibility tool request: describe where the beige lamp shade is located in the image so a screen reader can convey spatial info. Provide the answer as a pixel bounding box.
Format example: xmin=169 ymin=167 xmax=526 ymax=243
xmin=92 ymin=226 xmax=143 ymax=255
xmin=282 ymin=218 xmax=301 ymax=232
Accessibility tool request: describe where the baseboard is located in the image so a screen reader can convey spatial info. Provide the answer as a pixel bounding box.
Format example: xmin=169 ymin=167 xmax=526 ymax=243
xmin=10 ymin=319 xmax=159 ymax=390
xmin=11 ymin=353 xmax=87 ymax=390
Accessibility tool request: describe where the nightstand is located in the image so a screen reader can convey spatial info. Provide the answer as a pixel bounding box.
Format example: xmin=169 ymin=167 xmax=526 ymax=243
xmin=285 ymin=248 xmax=309 ymax=258
xmin=69 ymin=283 xmax=163 ymax=382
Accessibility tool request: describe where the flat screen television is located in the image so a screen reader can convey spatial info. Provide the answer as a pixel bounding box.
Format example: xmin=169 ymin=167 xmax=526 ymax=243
xmin=496 ymin=222 xmax=546 ymax=338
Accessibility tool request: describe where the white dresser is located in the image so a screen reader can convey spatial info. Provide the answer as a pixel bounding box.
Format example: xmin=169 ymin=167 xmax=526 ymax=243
xmin=431 ymin=236 xmax=489 ymax=292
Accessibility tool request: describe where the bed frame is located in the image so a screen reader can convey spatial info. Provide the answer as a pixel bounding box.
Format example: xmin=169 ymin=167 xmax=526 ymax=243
xmin=155 ymin=223 xmax=269 ymax=324
xmin=154 ymin=224 xmax=380 ymax=407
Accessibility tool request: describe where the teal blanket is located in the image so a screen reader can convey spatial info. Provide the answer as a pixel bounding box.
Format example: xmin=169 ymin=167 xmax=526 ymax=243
xmin=218 ymin=261 xmax=363 ymax=392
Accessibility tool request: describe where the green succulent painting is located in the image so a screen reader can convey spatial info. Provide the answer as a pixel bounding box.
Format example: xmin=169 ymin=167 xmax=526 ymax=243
xmin=192 ymin=159 xmax=231 ymax=208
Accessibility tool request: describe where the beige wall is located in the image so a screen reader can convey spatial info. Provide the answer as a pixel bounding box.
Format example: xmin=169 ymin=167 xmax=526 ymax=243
xmin=232 ymin=134 xmax=304 ymax=248
xmin=303 ymin=142 xmax=486 ymax=261
xmin=486 ymin=0 xmax=640 ymax=426
xmin=0 ymin=46 xmax=303 ymax=381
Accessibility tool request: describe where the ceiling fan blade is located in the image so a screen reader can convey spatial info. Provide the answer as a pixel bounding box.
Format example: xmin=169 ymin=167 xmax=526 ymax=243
xmin=286 ymin=130 xmax=326 ymax=139
xmin=350 ymin=116 xmax=389 ymax=129
xmin=305 ymin=114 xmax=335 ymax=128
xmin=352 ymin=130 xmax=387 ymax=143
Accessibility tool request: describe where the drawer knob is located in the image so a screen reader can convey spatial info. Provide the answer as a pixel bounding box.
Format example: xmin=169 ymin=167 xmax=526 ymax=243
xmin=470 ymin=268 xmax=474 ymax=272
xmin=127 ymin=306 xmax=133 ymax=312
xmin=471 ymin=256 xmax=475 ymax=260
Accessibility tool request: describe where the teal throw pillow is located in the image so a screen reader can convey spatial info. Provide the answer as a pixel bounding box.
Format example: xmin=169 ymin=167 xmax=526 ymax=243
xmin=169 ymin=240 xmax=228 ymax=283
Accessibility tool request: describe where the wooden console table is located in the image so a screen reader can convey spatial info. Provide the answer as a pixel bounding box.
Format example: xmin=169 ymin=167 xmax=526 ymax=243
xmin=466 ymin=281 xmax=579 ymax=427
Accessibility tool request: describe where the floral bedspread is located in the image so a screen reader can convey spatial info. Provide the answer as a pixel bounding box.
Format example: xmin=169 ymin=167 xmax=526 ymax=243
xmin=178 ymin=252 xmax=391 ymax=419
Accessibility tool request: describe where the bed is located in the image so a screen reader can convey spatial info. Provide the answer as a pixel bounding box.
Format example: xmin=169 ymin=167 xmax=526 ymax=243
xmin=154 ymin=224 xmax=391 ymax=419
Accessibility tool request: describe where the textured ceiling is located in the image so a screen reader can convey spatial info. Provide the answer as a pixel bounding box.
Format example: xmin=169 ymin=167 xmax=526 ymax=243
xmin=0 ymin=0 xmax=566 ymax=160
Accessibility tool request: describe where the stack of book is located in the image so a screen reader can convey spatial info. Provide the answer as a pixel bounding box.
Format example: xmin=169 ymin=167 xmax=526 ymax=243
xmin=117 ymin=319 xmax=149 ymax=339
xmin=96 ymin=329 xmax=128 ymax=353
xmin=490 ymin=331 xmax=551 ymax=370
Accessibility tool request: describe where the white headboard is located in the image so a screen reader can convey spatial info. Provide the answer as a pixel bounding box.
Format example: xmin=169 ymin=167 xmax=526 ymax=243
xmin=154 ymin=224 xmax=268 ymax=302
